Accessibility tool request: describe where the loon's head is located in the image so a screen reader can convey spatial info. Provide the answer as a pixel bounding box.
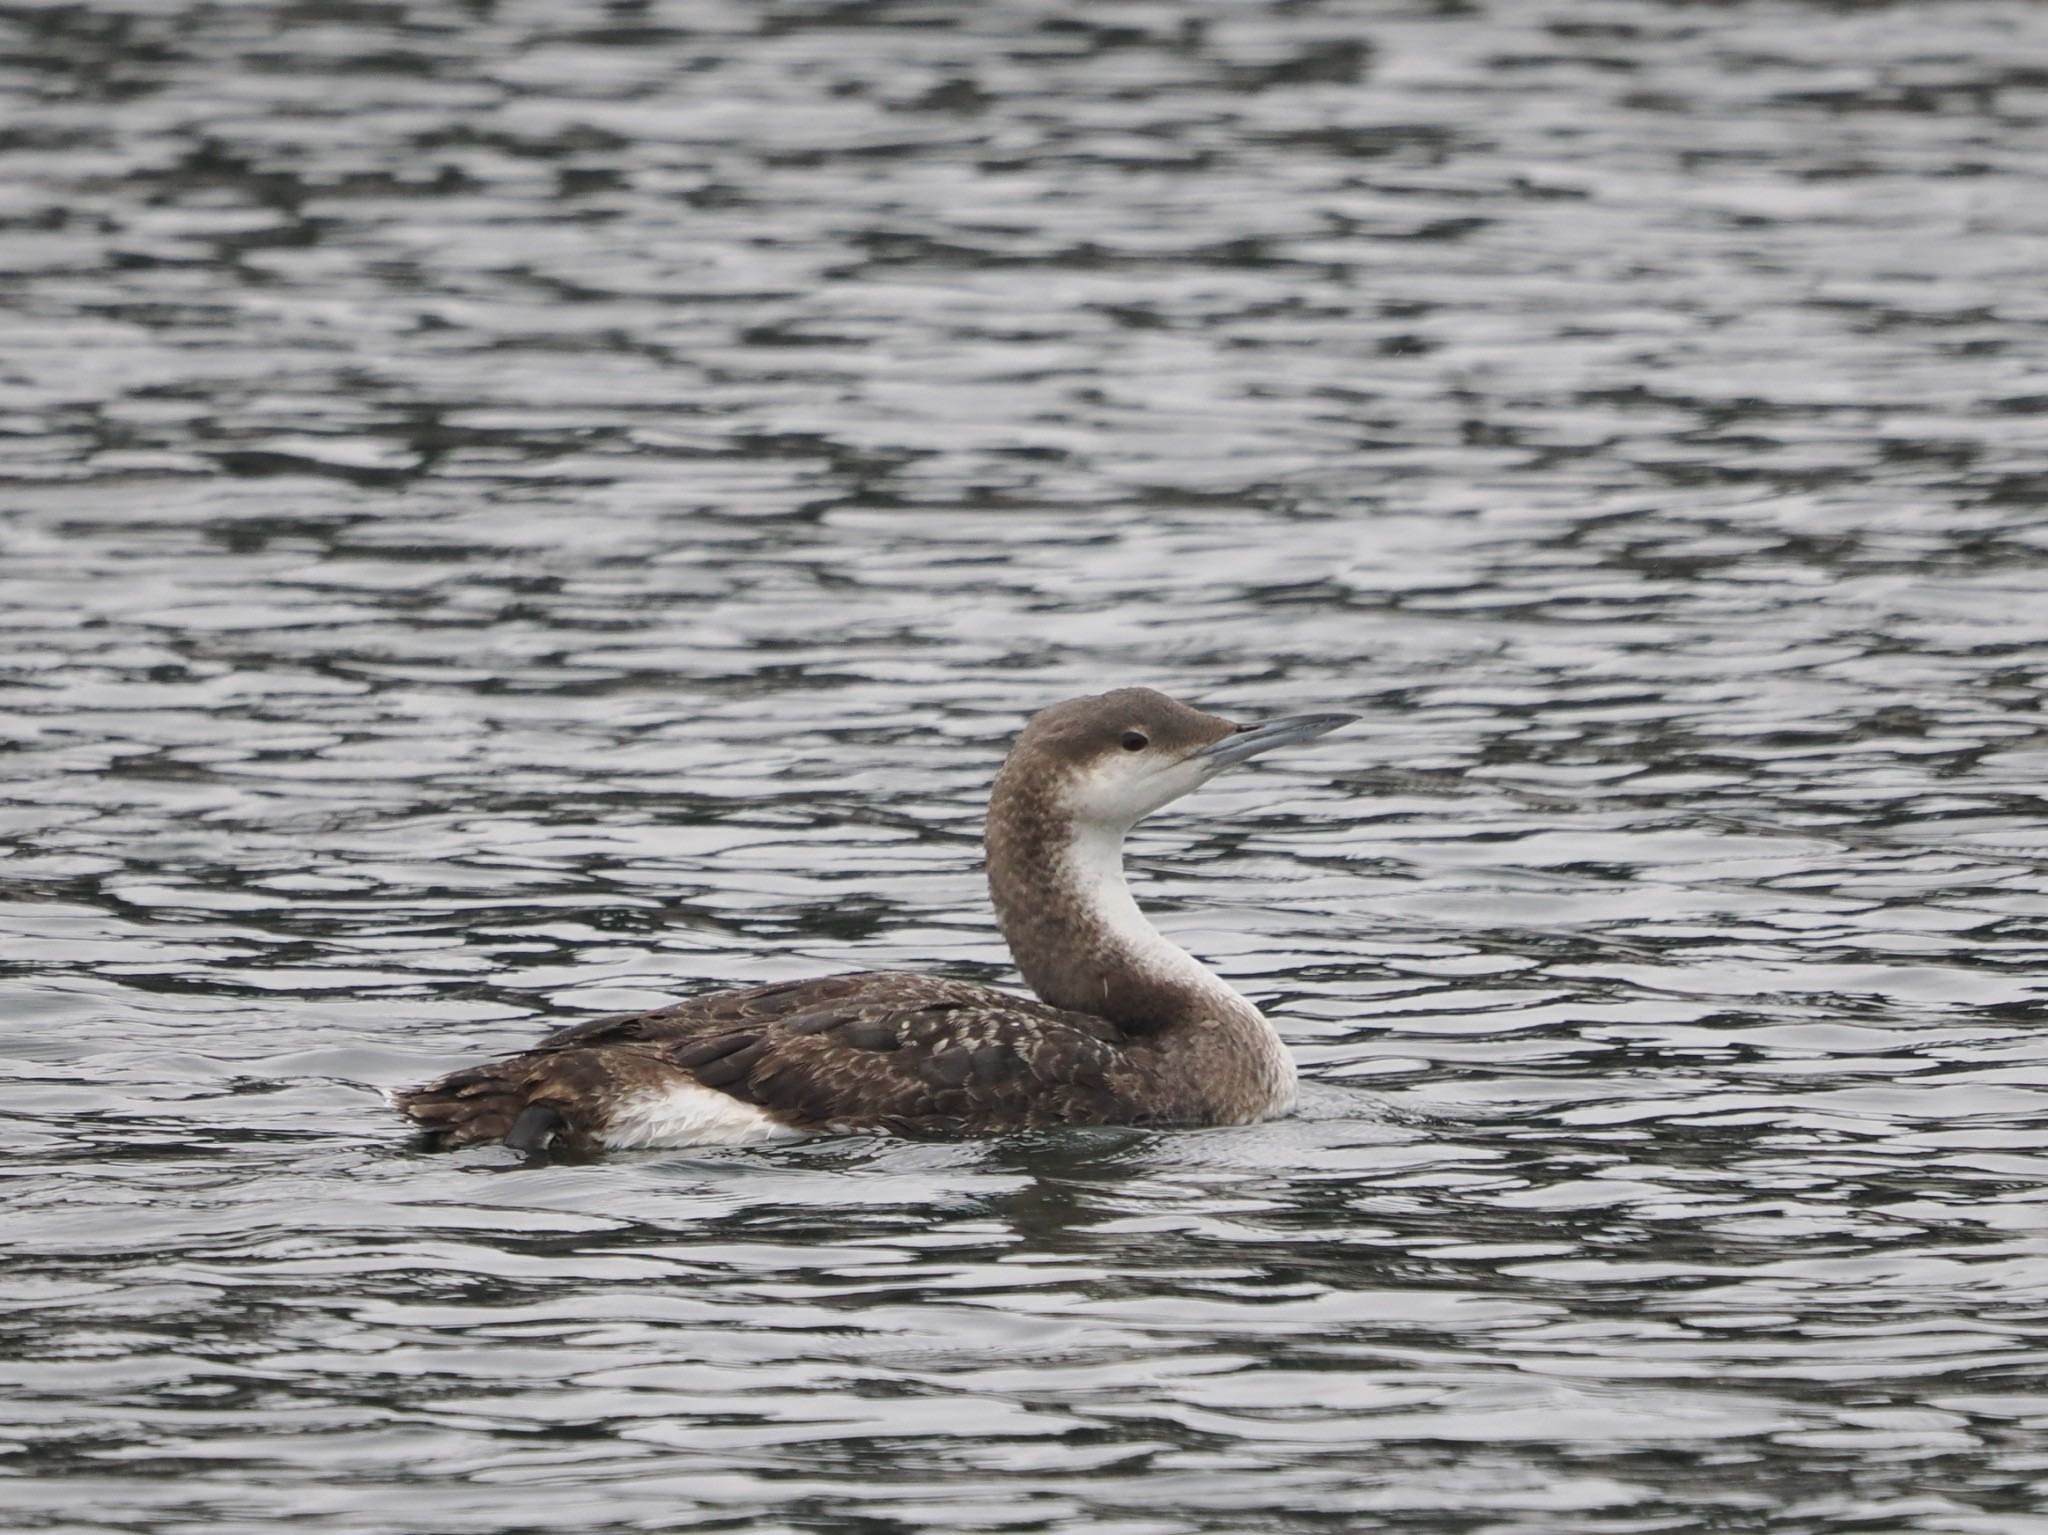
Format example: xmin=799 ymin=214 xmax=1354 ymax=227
xmin=1001 ymin=687 xmax=1356 ymax=834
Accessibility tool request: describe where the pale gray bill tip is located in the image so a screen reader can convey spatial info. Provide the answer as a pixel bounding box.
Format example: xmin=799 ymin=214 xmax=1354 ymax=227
xmin=1196 ymin=711 xmax=1359 ymax=767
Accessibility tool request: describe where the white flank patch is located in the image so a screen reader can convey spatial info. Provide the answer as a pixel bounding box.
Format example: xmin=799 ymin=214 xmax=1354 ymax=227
xmin=602 ymin=1080 xmax=808 ymax=1150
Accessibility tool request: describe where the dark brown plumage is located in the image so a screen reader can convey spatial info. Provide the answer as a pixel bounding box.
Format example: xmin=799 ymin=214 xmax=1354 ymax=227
xmin=395 ymin=972 xmax=1203 ymax=1154
xmin=392 ymin=688 xmax=1354 ymax=1153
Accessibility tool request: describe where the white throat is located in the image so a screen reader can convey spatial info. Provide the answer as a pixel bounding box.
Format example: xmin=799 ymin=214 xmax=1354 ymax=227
xmin=1058 ymin=817 xmax=1296 ymax=1113
xmin=1061 ymin=820 xmax=1252 ymax=1016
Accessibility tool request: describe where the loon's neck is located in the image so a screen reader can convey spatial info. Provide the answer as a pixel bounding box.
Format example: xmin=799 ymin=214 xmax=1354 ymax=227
xmin=985 ymin=769 xmax=1259 ymax=1034
xmin=982 ymin=750 xmax=1299 ymax=1121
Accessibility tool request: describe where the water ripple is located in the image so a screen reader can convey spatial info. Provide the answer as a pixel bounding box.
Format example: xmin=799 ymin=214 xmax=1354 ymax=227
xmin=6 ymin=1 xmax=2048 ymax=1531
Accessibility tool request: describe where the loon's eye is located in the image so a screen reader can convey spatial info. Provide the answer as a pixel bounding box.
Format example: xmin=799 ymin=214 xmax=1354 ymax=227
xmin=1121 ymin=731 xmax=1149 ymax=752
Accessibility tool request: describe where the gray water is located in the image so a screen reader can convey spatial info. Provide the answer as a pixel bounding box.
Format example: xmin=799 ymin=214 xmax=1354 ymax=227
xmin=5 ymin=1 xmax=2048 ymax=1530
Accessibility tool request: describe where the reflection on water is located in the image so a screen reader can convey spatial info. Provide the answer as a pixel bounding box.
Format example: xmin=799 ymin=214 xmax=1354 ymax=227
xmin=4 ymin=1 xmax=2048 ymax=1531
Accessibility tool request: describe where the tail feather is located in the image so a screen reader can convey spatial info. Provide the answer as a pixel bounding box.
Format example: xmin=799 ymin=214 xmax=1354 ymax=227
xmin=394 ymin=1048 xmax=633 ymax=1152
xmin=394 ymin=1062 xmax=550 ymax=1149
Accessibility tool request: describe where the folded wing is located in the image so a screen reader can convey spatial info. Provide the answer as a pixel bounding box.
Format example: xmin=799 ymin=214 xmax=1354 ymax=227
xmin=394 ymin=971 xmax=1151 ymax=1151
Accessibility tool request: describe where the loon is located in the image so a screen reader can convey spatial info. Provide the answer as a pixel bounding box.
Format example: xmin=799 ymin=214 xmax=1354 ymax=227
xmin=393 ymin=688 xmax=1354 ymax=1153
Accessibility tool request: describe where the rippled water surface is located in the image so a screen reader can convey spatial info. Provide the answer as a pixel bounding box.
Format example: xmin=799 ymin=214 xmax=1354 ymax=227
xmin=6 ymin=2 xmax=2048 ymax=1530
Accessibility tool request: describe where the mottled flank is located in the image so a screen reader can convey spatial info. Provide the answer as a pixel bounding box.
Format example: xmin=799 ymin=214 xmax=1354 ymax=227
xmin=396 ymin=688 xmax=1342 ymax=1151
xmin=395 ymin=972 xmax=1193 ymax=1152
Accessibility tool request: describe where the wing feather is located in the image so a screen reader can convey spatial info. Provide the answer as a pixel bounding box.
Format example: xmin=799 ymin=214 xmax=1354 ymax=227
xmin=398 ymin=971 xmax=1160 ymax=1149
